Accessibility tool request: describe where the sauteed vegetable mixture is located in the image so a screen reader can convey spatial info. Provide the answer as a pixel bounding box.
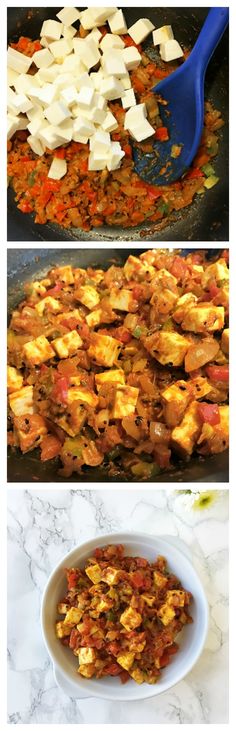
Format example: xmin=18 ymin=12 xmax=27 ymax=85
xmin=7 ymin=250 xmax=229 ymax=479
xmin=56 ymin=543 xmax=193 ymax=684
xmin=7 ymin=8 xmax=224 ymax=231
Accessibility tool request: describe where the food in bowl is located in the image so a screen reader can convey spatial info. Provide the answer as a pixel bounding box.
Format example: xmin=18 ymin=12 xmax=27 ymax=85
xmin=7 ymin=7 xmax=224 ymax=231
xmin=7 ymin=249 xmax=229 ymax=479
xmin=55 ymin=543 xmax=193 ymax=684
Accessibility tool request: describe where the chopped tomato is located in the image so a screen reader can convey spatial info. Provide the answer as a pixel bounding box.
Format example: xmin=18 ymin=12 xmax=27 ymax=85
xmin=114 ymin=327 xmax=132 ymax=343
xmin=209 ymin=282 xmax=220 ymax=299
xmin=54 ymin=147 xmax=66 ymax=159
xmin=169 ymin=256 xmax=188 ymax=279
xmin=205 ymin=364 xmax=229 ymax=383
xmin=66 ymin=568 xmax=80 ymax=589
xmin=44 ymin=282 xmax=63 ymax=297
xmin=130 ymin=570 xmax=146 ymax=589
xmin=185 ymin=168 xmax=204 ymax=180
xmin=40 ymin=434 xmax=62 ymax=461
xmin=123 ymin=144 xmax=132 ymax=158
xmin=18 ymin=200 xmax=33 ymax=213
xmin=197 ymin=402 xmax=220 ymax=425
xmin=155 ymin=126 xmax=169 ymax=142
xmin=104 ymin=662 xmax=121 ymax=676
xmin=69 ymin=628 xmax=79 ymax=650
xmin=51 ymin=376 xmax=69 ymax=404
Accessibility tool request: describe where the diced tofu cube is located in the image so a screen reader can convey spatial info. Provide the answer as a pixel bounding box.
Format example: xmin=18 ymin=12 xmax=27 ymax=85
xmin=9 ymin=385 xmax=34 ymax=416
xmin=109 ymin=288 xmax=134 ymax=312
xmin=160 ymin=39 xmax=184 ymax=62
xmin=161 ymin=380 xmax=192 ymax=427
xmin=121 ymin=88 xmax=136 ymax=109
xmin=171 ymin=401 xmax=202 ymax=456
xmin=102 ymin=567 xmax=121 ymax=585
xmin=158 ymin=604 xmax=176 ymax=626
xmin=117 ymin=652 xmax=135 ymax=671
xmin=78 ymin=663 xmax=95 ymax=678
xmin=181 ymin=305 xmax=225 ymax=333
xmin=40 ymin=19 xmax=63 ymax=40
xmin=221 ymin=328 xmax=229 ymax=354
xmin=95 ymin=370 xmax=125 ymax=391
xmin=144 ymin=331 xmax=190 ymax=367
xmin=153 ymin=571 xmax=168 ymax=589
xmin=85 ymin=563 xmax=102 ymax=584
xmin=64 ymin=607 xmax=83 ymax=625
xmin=48 ymin=157 xmax=67 ymax=180
xmin=129 ymin=666 xmax=145 ymax=683
xmin=153 ymin=25 xmax=174 ymax=46
xmin=128 ymin=18 xmax=155 ymax=44
xmin=57 ymin=602 xmax=70 ymax=614
xmin=108 ymin=9 xmax=127 ymax=35
xmin=102 ymin=111 xmax=118 ymax=132
xmin=120 ymin=606 xmax=142 ymax=631
xmin=7 ymin=366 xmax=23 ymax=393
xmin=123 ymin=46 xmax=142 ymax=71
xmin=78 ymin=647 xmax=97 ymax=665
xmin=32 ymin=48 xmax=54 ymax=69
xmin=100 ymin=76 xmax=124 ymax=101
xmin=35 ymin=296 xmax=61 ymax=315
xmin=112 ymin=385 xmax=139 ymax=418
xmin=75 ymin=285 xmax=100 ymax=310
xmin=88 ymin=333 xmax=121 ymax=367
xmin=52 ymin=331 xmax=82 ymax=359
xmin=56 ymin=8 xmax=81 ymax=26
xmin=55 ymin=621 xmax=71 ymax=638
xmin=23 ymin=336 xmax=54 ymax=366
xmin=7 ymin=47 xmax=33 ymax=74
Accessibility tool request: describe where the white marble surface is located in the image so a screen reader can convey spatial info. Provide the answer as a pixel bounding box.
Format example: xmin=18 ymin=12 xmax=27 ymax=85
xmin=7 ymin=488 xmax=228 ymax=724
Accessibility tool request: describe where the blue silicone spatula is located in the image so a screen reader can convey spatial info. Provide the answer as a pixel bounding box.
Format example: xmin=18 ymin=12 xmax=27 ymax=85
xmin=133 ymin=7 xmax=229 ymax=186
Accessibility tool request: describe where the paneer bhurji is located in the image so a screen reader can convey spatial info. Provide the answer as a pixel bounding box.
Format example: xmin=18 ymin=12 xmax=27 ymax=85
xmin=56 ymin=543 xmax=193 ymax=684
xmin=7 ymin=249 xmax=229 ymax=479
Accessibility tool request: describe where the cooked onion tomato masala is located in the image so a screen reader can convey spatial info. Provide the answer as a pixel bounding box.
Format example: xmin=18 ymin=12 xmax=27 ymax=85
xmin=7 ymin=250 xmax=229 ymax=479
xmin=7 ymin=7 xmax=224 ymax=230
xmin=56 ymin=543 xmax=193 ymax=684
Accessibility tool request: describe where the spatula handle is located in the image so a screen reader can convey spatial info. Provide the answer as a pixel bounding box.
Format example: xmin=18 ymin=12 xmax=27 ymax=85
xmin=191 ymin=7 xmax=229 ymax=71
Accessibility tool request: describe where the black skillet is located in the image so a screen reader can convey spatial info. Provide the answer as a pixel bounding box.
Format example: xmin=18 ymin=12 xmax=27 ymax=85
xmin=7 ymin=248 xmax=229 ymax=483
xmin=7 ymin=7 xmax=229 ymax=242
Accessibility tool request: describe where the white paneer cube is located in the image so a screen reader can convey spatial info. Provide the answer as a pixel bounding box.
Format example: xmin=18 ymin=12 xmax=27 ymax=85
xmin=100 ymin=34 xmax=125 ymax=52
xmin=79 ymin=9 xmax=97 ymax=30
xmin=124 ymin=103 xmax=147 ymax=130
xmin=100 ymin=76 xmax=124 ymax=101
xmin=7 ymin=114 xmax=20 ymax=140
xmin=40 ymin=19 xmax=63 ymax=40
xmin=88 ymin=152 xmax=107 ymax=171
xmin=36 ymin=64 xmax=59 ymax=84
xmin=120 ymin=74 xmax=132 ymax=90
xmin=73 ymin=38 xmax=100 ymax=70
xmin=160 ymin=39 xmax=184 ymax=62
xmin=83 ymin=107 xmax=106 ymax=124
xmin=32 ymin=48 xmax=54 ymax=69
xmin=87 ymin=27 xmax=102 ymax=44
xmin=14 ymin=73 xmax=39 ymax=95
xmin=128 ymin=118 xmax=155 ymax=142
xmin=60 ymin=55 xmax=85 ymax=74
xmin=112 ymin=385 xmax=139 ymax=418
xmin=7 ymin=67 xmax=20 ymax=87
xmin=62 ymin=24 xmax=77 ymax=39
xmin=44 ymin=100 xmax=70 ymax=126
xmin=38 ymin=125 xmax=63 ymax=150
xmin=73 ymin=116 xmax=95 ymax=141
xmin=48 ymin=157 xmax=67 ymax=180
xmin=77 ymin=85 xmax=95 ymax=109
xmin=90 ymin=8 xmax=118 ymax=24
xmin=7 ymin=47 xmax=33 ymax=74
xmin=108 ymin=9 xmax=127 ymax=35
xmin=74 ymin=71 xmax=94 ymax=91
xmin=60 ymin=85 xmax=79 ymax=107
xmin=8 ymin=91 xmax=33 ymax=115
xmin=27 ymin=135 xmax=45 ymax=156
xmin=37 ymin=83 xmax=58 ymax=105
xmin=122 ymin=88 xmax=136 ymax=109
xmin=56 ymin=8 xmax=81 ymax=26
xmin=54 ymin=119 xmax=73 ymax=142
xmin=52 ymin=330 xmax=82 ymax=359
xmin=90 ymin=69 xmax=104 ymax=91
xmin=123 ymin=46 xmax=142 ymax=70
xmin=102 ymin=50 xmax=127 ymax=77
xmin=153 ymin=25 xmax=174 ymax=46
xmin=49 ymin=38 xmax=73 ymax=58
xmin=53 ymin=72 xmax=73 ymax=91
xmin=9 ymin=385 xmax=34 ymax=416
xmin=102 ymin=111 xmax=118 ymax=132
xmin=27 ymin=115 xmax=45 ymax=137
xmin=107 ymin=142 xmax=125 ymax=171
xmin=128 ymin=18 xmax=155 ymax=44
xmin=90 ymin=130 xmax=111 ymax=153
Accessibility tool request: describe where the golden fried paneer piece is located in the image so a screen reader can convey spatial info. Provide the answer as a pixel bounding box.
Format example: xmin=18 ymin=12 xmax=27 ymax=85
xmin=129 ymin=666 xmax=145 ymax=684
xmin=35 ymin=296 xmax=61 ymax=316
xmin=64 ymin=607 xmax=83 ymax=625
xmin=76 ymin=285 xmax=100 ymax=310
xmin=78 ymin=663 xmax=95 ymax=678
xmin=221 ymin=329 xmax=229 ymax=355
xmin=197 ymin=404 xmax=229 ymax=454
xmin=102 ymin=567 xmax=121 ymax=585
xmin=112 ymin=385 xmax=139 ymax=419
xmin=120 ymin=606 xmax=142 ymax=631
xmin=55 ymin=621 xmax=72 ymax=638
xmin=95 ymin=370 xmax=125 ymax=391
xmin=181 ymin=304 xmax=224 ymax=333
xmin=7 ymin=365 xmax=23 ymax=393
xmin=171 ymin=401 xmax=202 ymax=457
xmin=78 ymin=648 xmax=97 ymax=665
xmin=67 ymin=387 xmax=98 ymax=408
xmin=153 ymin=571 xmax=168 ymax=589
xmin=117 ymin=652 xmax=135 ymax=671
xmin=23 ymin=335 xmax=55 ymax=366
xmin=166 ymin=590 xmax=185 ymax=607
xmin=201 ymin=258 xmax=229 ymax=289
xmin=88 ymin=333 xmax=122 ymax=367
xmin=85 ymin=564 xmax=102 ymax=584
xmin=144 ymin=331 xmax=190 ymax=367
xmin=9 ymin=385 xmax=34 ymax=416
xmin=173 ymin=292 xmax=198 ymax=324
xmin=50 ymin=265 xmax=74 ymax=284
xmin=123 ymin=255 xmax=155 ymax=282
xmin=161 ymin=380 xmax=193 ymax=427
xmin=141 ymin=594 xmax=156 ymax=606
xmin=109 ymin=288 xmax=135 ymax=312
xmin=57 ymin=603 xmax=70 ymax=614
xmin=158 ymin=604 xmax=176 ymax=626
xmin=52 ymin=331 xmax=82 ymax=359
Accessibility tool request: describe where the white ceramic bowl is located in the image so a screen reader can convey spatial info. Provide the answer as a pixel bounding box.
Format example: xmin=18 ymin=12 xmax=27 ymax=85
xmin=41 ymin=532 xmax=208 ymax=701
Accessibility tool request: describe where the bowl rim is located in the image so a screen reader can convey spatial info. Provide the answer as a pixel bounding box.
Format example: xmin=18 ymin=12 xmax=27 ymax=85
xmin=41 ymin=531 xmax=209 ymax=701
